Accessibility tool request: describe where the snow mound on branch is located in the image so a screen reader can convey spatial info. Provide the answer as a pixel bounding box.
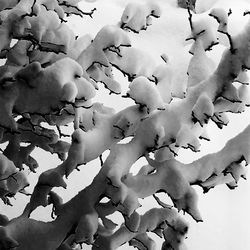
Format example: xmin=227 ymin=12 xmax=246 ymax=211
xmin=126 ymin=76 xmax=165 ymax=113
xmin=120 ymin=2 xmax=161 ymax=33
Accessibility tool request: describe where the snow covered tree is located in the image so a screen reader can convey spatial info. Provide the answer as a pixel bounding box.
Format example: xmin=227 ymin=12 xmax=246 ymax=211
xmin=0 ymin=0 xmax=250 ymax=249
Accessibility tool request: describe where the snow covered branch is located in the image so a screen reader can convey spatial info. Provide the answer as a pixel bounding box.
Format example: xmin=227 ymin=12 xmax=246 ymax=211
xmin=0 ymin=0 xmax=250 ymax=250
